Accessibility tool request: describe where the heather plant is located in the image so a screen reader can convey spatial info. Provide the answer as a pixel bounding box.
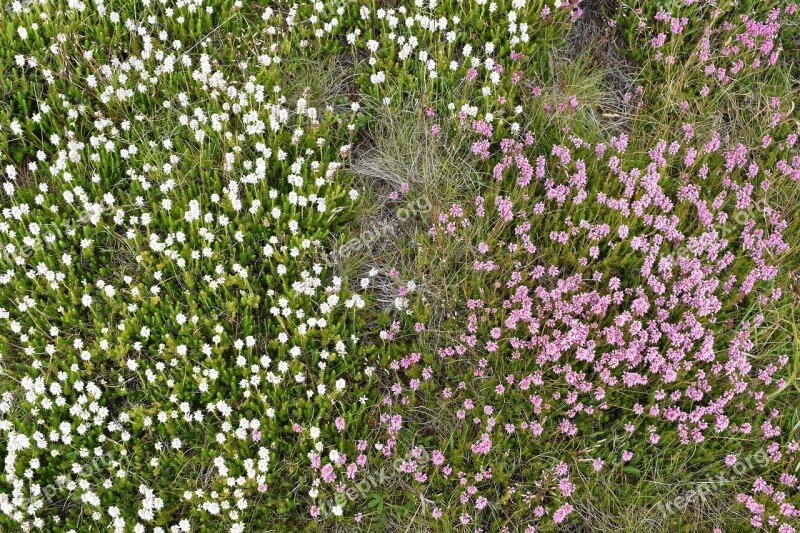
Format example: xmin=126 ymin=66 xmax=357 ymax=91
xmin=359 ymin=1 xmax=800 ymax=531
xmin=0 ymin=0 xmax=798 ymax=531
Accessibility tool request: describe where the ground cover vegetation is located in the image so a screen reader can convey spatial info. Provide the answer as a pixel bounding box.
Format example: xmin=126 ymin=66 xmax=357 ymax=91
xmin=0 ymin=0 xmax=799 ymax=531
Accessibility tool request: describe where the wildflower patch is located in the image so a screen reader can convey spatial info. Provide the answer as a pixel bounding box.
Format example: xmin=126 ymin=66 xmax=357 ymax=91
xmin=1 ymin=0 xmax=799 ymax=531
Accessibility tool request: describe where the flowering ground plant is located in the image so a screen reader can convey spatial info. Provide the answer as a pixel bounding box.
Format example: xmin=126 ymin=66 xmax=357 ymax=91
xmin=1 ymin=0 xmax=799 ymax=531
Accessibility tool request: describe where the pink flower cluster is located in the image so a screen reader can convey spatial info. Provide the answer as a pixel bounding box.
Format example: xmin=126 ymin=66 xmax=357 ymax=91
xmin=375 ymin=55 xmax=797 ymax=530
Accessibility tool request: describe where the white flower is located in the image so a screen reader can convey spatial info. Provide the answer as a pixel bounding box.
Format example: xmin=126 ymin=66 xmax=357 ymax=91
xmin=370 ymin=71 xmax=386 ymax=84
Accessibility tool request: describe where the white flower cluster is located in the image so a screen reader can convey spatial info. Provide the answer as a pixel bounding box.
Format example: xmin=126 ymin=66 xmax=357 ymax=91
xmin=0 ymin=0 xmax=375 ymax=530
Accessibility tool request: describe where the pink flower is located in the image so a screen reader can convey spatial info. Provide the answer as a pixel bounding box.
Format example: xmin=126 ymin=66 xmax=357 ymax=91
xmin=622 ymin=451 xmax=634 ymax=462
xmin=553 ymin=503 xmax=574 ymax=524
xmin=320 ymin=464 xmax=336 ymax=483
